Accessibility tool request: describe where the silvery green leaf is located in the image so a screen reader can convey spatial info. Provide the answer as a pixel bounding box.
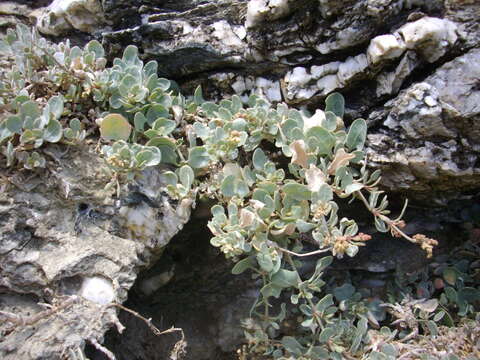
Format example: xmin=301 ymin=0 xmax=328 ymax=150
xmin=325 ymin=92 xmax=345 ymax=118
xmin=201 ymin=101 xmax=218 ymax=117
xmin=218 ymin=107 xmax=232 ymax=121
xmin=257 ymin=252 xmax=274 ymax=272
xmin=152 ymin=118 xmax=176 ymax=135
xmin=236 ymin=180 xmax=249 ymax=198
xmin=145 ymin=136 xmax=178 ymax=164
xmin=20 ymin=101 xmax=40 ymax=120
xmin=369 ymin=169 xmax=381 ymax=183
xmin=283 ymin=183 xmax=311 ymax=201
xmin=317 ymin=183 xmax=333 ymax=202
xmin=134 ymin=86 xmax=148 ymax=102
xmin=301 ymin=317 xmax=314 ymax=328
xmin=43 ymin=119 xmax=62 ymax=143
xmin=82 ymin=51 xmax=94 ymax=65
xmin=346 ymin=118 xmax=367 ymax=151
xmin=319 ymin=327 xmax=335 ymax=343
xmin=345 ymin=183 xmax=364 ymax=195
xmin=323 ymin=111 xmax=337 ymax=131
xmin=69 ymin=118 xmax=81 ymax=133
xmin=227 ymin=202 xmax=238 ymax=217
xmin=220 ymin=99 xmax=232 ymax=111
xmin=179 ymin=165 xmax=195 ymax=189
xmin=296 ymin=220 xmax=315 ymax=232
xmin=316 ymin=294 xmax=333 ymax=312
xmin=188 ymin=146 xmax=210 ymax=168
xmin=291 ymin=127 xmax=304 ymax=141
xmin=210 ymin=204 xmax=225 ymax=218
xmin=157 ymin=78 xmax=171 ymax=91
xmin=426 ymin=320 xmax=439 ymax=336
xmin=272 ymin=349 xmax=283 ymax=358
xmin=380 ymin=344 xmax=397 ymax=357
xmin=6 ymin=141 xmax=14 ymax=166
xmin=344 ymin=223 xmax=358 ymax=237
xmin=271 ymin=269 xmax=300 ymax=288
xmin=288 ymin=109 xmax=304 ymax=127
xmin=109 ymin=93 xmax=123 ymax=109
xmin=47 ymin=95 xmax=64 ymax=120
xmin=221 ymin=175 xmax=236 ymax=197
xmin=260 ymin=283 xmax=283 ymax=299
xmin=350 ymin=150 xmax=365 ymax=164
xmin=414 ymin=299 xmax=438 ymax=313
xmin=253 ymin=148 xmax=268 ymax=171
xmin=136 ymin=148 xmax=161 ymax=167
xmin=146 ymin=104 xmax=170 ymax=124
xmin=350 ymin=317 xmax=368 ymax=353
xmin=143 ymin=60 xmax=158 ymax=78
xmin=134 ymin=112 xmax=147 ymax=131
xmin=145 ymin=74 xmax=159 ymax=92
xmin=24 ymin=151 xmax=45 ymax=169
xmin=119 ymin=74 xmax=138 ymax=96
xmin=231 ymin=256 xmax=256 ymax=275
xmin=458 ymin=287 xmax=480 ymax=302
xmin=281 ymin=119 xmax=298 ymax=140
xmin=122 ymin=45 xmax=140 ymax=65
xmin=193 ymin=85 xmax=204 ymax=105
xmin=161 ymin=171 xmax=178 ymax=186
xmin=0 ymin=40 xmax=9 ymax=53
xmin=433 ymin=310 xmax=445 ymax=322
xmin=231 ymin=95 xmax=243 ymax=114
xmin=369 ymin=191 xmax=381 ymax=208
xmin=231 ymin=118 xmax=247 ymax=131
xmin=281 ymin=336 xmax=304 ymax=356
xmin=374 ymin=217 xmax=388 ymax=232
xmin=85 ymin=40 xmax=104 ymax=59
xmin=6 ymin=115 xmax=22 ymax=134
xmin=310 ymin=256 xmax=333 ymax=280
xmin=346 ymin=244 xmax=359 ymax=257
xmin=306 ymin=126 xmax=335 ymax=155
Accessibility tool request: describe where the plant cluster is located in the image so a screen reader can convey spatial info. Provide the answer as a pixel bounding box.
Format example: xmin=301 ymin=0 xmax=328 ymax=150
xmin=1 ymin=24 xmax=475 ymax=360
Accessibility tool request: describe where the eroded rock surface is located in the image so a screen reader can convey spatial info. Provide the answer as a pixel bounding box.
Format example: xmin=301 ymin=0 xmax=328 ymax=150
xmin=367 ymin=48 xmax=480 ymax=202
xmin=0 ymin=145 xmax=192 ymax=359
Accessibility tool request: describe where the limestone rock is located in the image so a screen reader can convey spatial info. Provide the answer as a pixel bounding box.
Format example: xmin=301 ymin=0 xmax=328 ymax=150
xmin=36 ymin=0 xmax=106 ymax=36
xmin=397 ymin=17 xmax=458 ymax=62
xmin=366 ymin=48 xmax=480 ymax=202
xmin=0 ymin=145 xmax=192 ymax=359
xmin=367 ymin=34 xmax=406 ymax=65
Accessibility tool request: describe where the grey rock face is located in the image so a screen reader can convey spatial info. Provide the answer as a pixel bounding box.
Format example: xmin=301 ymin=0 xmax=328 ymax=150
xmin=0 ymin=145 xmax=191 ymax=359
xmin=367 ymin=48 xmax=480 ymax=202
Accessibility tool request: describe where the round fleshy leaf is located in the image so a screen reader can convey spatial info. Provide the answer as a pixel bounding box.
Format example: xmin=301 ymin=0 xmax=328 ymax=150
xmin=44 ymin=119 xmax=63 ymax=143
xmin=346 ymin=118 xmax=367 ymax=151
xmin=47 ymin=96 xmax=64 ymax=120
xmin=85 ymin=40 xmax=105 ymax=59
xmin=325 ymin=92 xmax=345 ymax=118
xmin=100 ymin=113 xmax=132 ymax=141
xmin=6 ymin=115 xmax=22 ymax=134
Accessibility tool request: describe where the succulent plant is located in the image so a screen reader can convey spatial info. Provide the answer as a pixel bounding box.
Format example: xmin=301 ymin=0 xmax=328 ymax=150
xmin=1 ymin=24 xmax=470 ymax=360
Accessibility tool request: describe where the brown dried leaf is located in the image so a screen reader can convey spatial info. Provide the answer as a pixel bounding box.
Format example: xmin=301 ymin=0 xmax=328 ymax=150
xmin=290 ymin=140 xmax=308 ymax=168
xmin=305 ymin=165 xmax=326 ymax=192
xmin=239 ymin=209 xmax=256 ymax=228
xmin=327 ymin=148 xmax=355 ymax=175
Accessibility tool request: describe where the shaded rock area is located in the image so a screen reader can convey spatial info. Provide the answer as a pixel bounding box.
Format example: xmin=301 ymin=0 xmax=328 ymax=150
xmin=87 ymin=217 xmax=258 ymax=360
xmin=1 ymin=0 xmax=480 ymax=359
